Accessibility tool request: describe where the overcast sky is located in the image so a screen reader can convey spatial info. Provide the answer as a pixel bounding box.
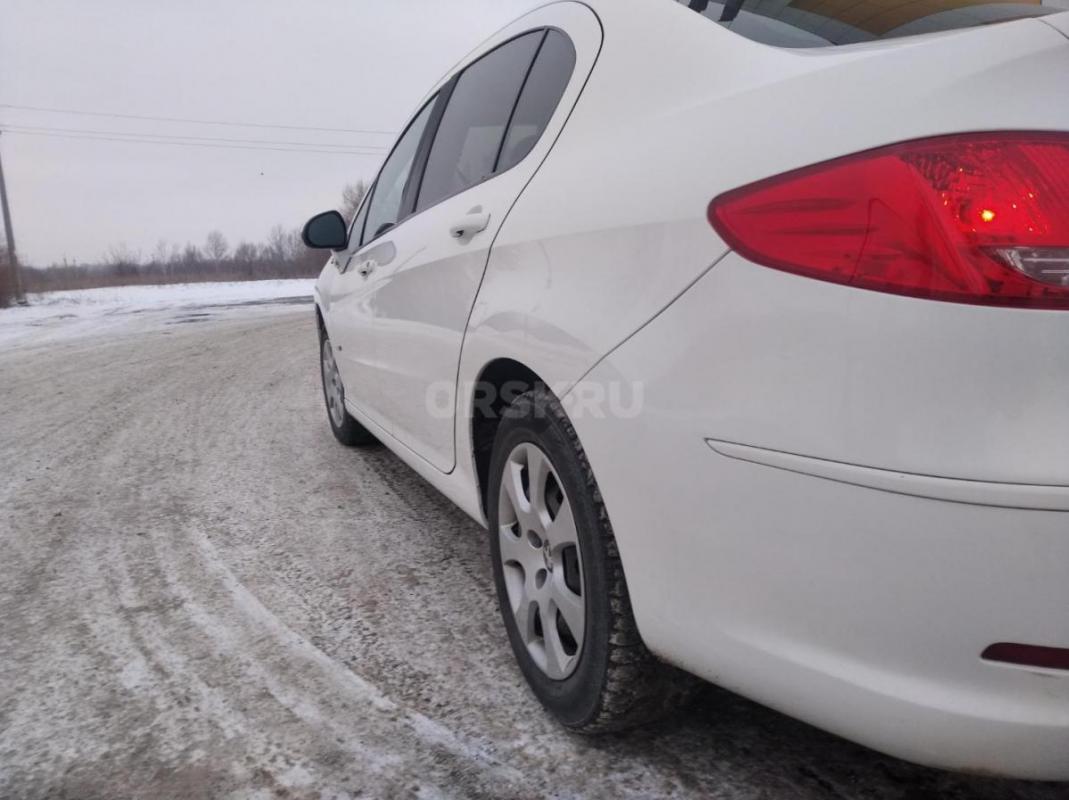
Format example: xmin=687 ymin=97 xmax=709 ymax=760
xmin=0 ymin=0 xmax=541 ymax=265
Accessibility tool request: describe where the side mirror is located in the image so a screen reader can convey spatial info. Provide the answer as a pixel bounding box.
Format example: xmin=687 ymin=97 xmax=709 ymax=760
xmin=301 ymin=210 xmax=348 ymax=250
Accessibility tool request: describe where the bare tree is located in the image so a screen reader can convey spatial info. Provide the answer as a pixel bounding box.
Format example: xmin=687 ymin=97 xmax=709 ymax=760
xmin=19 ymin=221 xmax=331 ymax=294
xmin=204 ymin=230 xmax=229 ymax=263
xmin=180 ymin=244 xmax=202 ymax=271
xmin=264 ymin=225 xmax=289 ymax=266
xmin=232 ymin=241 xmax=259 ymax=278
xmin=143 ymin=239 xmax=170 ymax=277
xmin=340 ymin=180 xmax=368 ymax=224
xmin=106 ymin=243 xmax=141 ymax=279
xmin=285 ymin=228 xmax=305 ymax=261
xmin=150 ymin=239 xmax=169 ymax=264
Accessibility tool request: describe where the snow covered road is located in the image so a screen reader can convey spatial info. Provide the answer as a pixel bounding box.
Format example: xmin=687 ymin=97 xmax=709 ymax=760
xmin=0 ymin=291 xmax=1062 ymax=799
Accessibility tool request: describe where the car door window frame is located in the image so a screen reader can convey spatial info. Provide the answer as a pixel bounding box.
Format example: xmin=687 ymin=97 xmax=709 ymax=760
xmin=489 ymin=31 xmax=548 ymax=177
xmin=401 ymin=78 xmax=457 ymax=223
xmin=494 ymin=28 xmax=577 ymax=175
xmin=358 ymin=26 xmax=576 ymax=248
xmin=415 ymin=29 xmax=545 ymax=213
xmin=357 ymin=92 xmax=443 ymax=249
xmin=344 ymin=184 xmax=374 ymax=259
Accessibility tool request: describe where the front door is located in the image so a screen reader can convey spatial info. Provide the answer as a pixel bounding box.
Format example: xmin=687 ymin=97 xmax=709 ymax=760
xmin=324 ymin=95 xmax=438 ymax=425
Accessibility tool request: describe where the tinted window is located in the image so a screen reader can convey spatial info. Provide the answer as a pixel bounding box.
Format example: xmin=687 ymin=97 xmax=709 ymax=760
xmin=674 ymin=0 xmax=1068 ymax=48
xmin=417 ymin=32 xmax=542 ymax=211
xmin=365 ymin=98 xmax=436 ymax=242
xmin=497 ymin=30 xmax=576 ymax=174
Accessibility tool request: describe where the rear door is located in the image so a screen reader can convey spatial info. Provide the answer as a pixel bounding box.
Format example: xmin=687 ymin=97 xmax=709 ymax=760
xmin=362 ymin=5 xmax=601 ymax=472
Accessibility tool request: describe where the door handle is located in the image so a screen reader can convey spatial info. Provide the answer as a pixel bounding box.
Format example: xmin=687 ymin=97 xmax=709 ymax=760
xmin=449 ymin=210 xmax=491 ymax=240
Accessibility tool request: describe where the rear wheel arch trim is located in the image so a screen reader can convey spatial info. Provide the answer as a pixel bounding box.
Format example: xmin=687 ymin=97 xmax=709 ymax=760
xmin=470 ymin=357 xmax=550 ymax=519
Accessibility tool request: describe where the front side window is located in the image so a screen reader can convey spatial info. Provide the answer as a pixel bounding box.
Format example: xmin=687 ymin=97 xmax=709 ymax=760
xmin=416 ymin=32 xmax=543 ymax=211
xmin=364 ymin=97 xmax=436 ymax=243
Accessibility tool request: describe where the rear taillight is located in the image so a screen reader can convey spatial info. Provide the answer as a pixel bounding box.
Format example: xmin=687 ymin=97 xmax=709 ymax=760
xmin=708 ymin=132 xmax=1069 ymax=309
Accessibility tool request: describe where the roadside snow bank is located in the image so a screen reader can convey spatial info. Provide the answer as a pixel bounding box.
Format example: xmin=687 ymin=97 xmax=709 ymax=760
xmin=0 ymin=279 xmax=314 ymax=349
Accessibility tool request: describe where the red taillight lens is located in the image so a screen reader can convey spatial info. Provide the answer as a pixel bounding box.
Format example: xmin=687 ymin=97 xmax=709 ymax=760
xmin=708 ymin=132 xmax=1069 ymax=309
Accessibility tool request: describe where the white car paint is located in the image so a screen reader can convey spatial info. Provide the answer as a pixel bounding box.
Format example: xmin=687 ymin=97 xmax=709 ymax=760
xmin=317 ymin=0 xmax=1069 ymax=779
xmin=323 ymin=4 xmax=602 ymax=473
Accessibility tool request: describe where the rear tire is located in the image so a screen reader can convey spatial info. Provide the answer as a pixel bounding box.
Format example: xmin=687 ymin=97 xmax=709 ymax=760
xmin=487 ymin=386 xmax=696 ymax=732
xmin=319 ymin=333 xmax=376 ymax=447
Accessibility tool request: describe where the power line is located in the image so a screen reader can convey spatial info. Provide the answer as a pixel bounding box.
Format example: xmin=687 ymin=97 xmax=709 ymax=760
xmin=0 ymin=129 xmax=387 ymax=157
xmin=0 ymin=103 xmax=398 ymax=136
xmin=0 ymin=124 xmax=389 ymax=152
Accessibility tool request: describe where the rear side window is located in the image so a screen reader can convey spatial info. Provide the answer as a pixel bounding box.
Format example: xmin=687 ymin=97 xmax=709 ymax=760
xmin=497 ymin=30 xmax=576 ymax=174
xmin=416 ymin=32 xmax=543 ymax=211
xmin=673 ymin=0 xmax=1068 ymax=48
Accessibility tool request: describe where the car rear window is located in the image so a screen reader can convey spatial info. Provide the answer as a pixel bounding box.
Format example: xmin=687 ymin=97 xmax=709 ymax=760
xmin=673 ymin=0 xmax=1069 ymax=48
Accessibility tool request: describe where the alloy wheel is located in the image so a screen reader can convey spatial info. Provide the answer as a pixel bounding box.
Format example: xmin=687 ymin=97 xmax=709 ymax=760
xmin=497 ymin=442 xmax=586 ymax=680
xmin=321 ymin=338 xmax=346 ymax=429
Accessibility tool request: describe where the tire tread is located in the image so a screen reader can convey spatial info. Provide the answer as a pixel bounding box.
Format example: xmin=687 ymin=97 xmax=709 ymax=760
xmin=502 ymin=387 xmax=696 ymax=733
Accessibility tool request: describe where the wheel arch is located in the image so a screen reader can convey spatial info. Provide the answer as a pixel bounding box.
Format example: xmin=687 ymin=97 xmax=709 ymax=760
xmin=470 ymin=357 xmax=547 ymax=519
xmin=314 ymin=303 xmax=326 ymax=337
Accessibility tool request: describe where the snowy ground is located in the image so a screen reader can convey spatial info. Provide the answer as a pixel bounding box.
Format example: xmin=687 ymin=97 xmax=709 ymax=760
xmin=0 ymin=279 xmax=314 ymax=349
xmin=0 ymin=296 xmax=1062 ymax=799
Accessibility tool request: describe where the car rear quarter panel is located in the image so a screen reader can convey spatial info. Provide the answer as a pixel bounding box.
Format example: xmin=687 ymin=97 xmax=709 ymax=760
xmin=462 ymin=0 xmax=1069 ymax=411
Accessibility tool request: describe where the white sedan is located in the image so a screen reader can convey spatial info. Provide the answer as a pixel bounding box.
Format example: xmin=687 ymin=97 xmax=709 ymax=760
xmin=305 ymin=0 xmax=1069 ymax=780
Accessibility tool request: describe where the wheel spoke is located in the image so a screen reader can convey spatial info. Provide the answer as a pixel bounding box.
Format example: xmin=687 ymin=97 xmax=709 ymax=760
xmin=525 ymin=445 xmax=552 ymax=525
xmin=547 ymin=497 xmax=577 ymax=547
xmin=498 ymin=525 xmax=537 ymax=571
xmin=503 ymin=459 xmax=541 ymax=534
xmin=514 ymin=595 xmax=537 ymax=644
xmin=541 ymin=598 xmax=570 ymax=677
xmin=503 ymin=460 xmax=527 ymax=513
xmin=550 ymin=574 xmax=585 ymax=645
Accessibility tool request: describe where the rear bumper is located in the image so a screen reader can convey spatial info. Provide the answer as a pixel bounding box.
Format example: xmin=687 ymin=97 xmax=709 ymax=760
xmin=565 ymin=254 xmax=1069 ymax=779
xmin=572 ymin=410 xmax=1069 ymax=779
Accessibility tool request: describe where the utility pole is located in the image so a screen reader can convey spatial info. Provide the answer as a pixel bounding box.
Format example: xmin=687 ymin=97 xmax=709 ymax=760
xmin=0 ymin=131 xmax=27 ymax=305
